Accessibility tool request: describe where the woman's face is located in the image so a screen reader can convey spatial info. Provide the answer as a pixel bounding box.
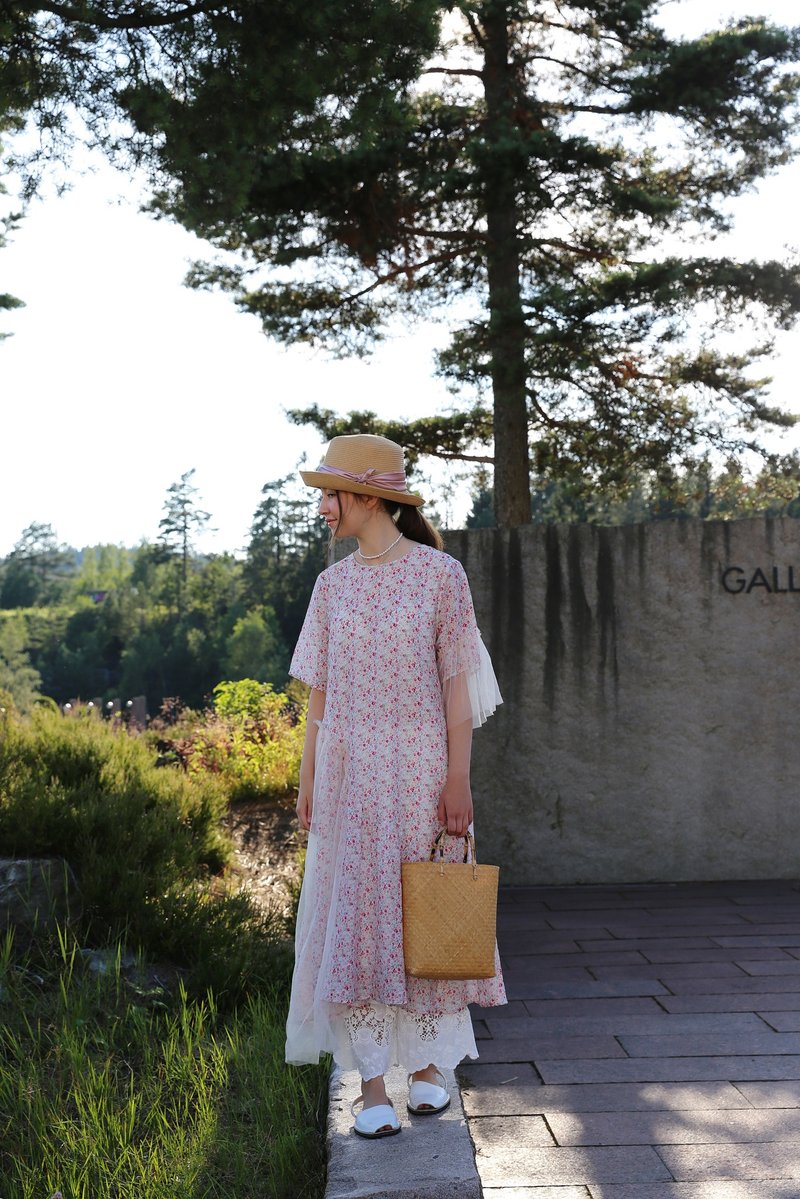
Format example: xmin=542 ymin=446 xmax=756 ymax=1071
xmin=319 ymin=488 xmax=356 ymax=537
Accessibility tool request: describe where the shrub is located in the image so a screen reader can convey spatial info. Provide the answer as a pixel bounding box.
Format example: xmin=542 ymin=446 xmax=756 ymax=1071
xmin=144 ymin=885 xmax=294 ymax=1005
xmin=0 ymin=707 xmax=294 ymax=1002
xmin=152 ymin=679 xmax=306 ymax=803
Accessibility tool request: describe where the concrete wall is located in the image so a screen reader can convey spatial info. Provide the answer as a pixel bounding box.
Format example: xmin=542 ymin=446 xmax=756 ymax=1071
xmin=445 ymin=518 xmax=800 ymax=885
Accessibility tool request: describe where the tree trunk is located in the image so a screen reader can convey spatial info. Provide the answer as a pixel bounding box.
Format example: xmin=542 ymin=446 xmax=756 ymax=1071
xmin=481 ymin=2 xmax=531 ymax=527
xmin=180 ymin=519 xmax=188 ymax=614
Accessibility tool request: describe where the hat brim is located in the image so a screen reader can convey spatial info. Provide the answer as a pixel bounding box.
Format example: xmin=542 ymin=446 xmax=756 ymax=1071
xmin=300 ymin=470 xmax=425 ymax=507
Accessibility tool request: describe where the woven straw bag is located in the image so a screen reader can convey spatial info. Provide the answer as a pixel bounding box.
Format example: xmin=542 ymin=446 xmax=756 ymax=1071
xmin=401 ymin=829 xmax=499 ymax=980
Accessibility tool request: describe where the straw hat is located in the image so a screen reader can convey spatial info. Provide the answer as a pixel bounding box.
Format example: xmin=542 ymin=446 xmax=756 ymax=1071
xmin=300 ymin=434 xmax=424 ymax=507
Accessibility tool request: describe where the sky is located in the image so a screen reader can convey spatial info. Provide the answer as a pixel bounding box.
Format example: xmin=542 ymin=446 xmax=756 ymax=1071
xmin=1 ymin=0 xmax=799 ymax=558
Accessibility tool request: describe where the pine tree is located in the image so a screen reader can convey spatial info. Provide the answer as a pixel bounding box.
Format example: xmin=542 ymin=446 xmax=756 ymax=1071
xmin=243 ymin=478 xmax=327 ymax=651
xmin=5 ymin=3 xmax=800 ymax=524
xmin=0 ymin=522 xmax=71 ymax=607
xmin=158 ymin=469 xmax=212 ymax=612
xmin=0 ymin=614 xmax=41 ymax=710
xmin=116 ymin=1 xmax=800 ymax=524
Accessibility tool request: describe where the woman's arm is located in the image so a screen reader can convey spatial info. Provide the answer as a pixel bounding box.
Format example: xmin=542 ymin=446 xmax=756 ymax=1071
xmin=296 ymin=687 xmax=326 ymax=831
xmin=437 ymin=690 xmax=474 ymax=836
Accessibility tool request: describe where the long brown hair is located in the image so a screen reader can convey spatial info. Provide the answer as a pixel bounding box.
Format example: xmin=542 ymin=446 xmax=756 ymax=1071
xmin=384 ymin=501 xmax=443 ymax=550
xmin=326 ymin=492 xmax=443 ymax=560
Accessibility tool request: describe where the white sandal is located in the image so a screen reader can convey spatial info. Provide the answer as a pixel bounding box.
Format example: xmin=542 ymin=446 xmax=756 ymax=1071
xmin=407 ymin=1070 xmax=450 ymax=1115
xmin=351 ymin=1095 xmax=401 ymax=1139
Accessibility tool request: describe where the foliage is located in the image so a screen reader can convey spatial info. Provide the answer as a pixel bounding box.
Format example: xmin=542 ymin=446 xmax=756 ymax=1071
xmin=466 ymin=452 xmax=800 ymax=526
xmin=0 ymin=706 xmax=219 ymax=930
xmin=0 ymin=521 xmax=71 ymax=607
xmin=89 ymin=0 xmax=800 ymax=526
xmin=0 ymin=155 xmax=23 ymax=339
xmin=5 ymin=6 xmax=800 ymax=523
xmin=158 ymin=468 xmax=212 ymax=612
xmin=465 ymin=466 xmax=496 ymax=529
xmin=0 ymin=470 xmax=325 ymax=711
xmin=224 ymin=607 xmax=288 ymax=684
xmin=0 ymin=546 xmax=290 ymax=712
xmin=0 ymin=553 xmax=328 ymax=1193
xmin=151 ymin=679 xmax=306 ymax=804
xmin=0 ymin=932 xmax=327 ymax=1198
xmin=0 ymin=612 xmax=41 ymax=709
xmin=69 ymin=542 xmax=134 ymax=596
xmin=0 ymin=701 xmax=305 ymax=1003
xmin=243 ymin=476 xmax=328 ymax=653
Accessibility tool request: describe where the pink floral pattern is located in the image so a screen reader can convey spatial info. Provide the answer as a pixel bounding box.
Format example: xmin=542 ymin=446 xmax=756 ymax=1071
xmin=286 ymin=543 xmax=506 ymax=1065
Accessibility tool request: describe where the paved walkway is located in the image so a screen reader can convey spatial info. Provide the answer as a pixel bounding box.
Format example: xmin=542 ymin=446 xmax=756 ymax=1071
xmin=461 ymin=880 xmax=800 ymax=1198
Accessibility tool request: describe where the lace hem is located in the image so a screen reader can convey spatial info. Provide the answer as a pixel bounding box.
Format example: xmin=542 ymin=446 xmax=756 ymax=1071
xmin=337 ymin=1002 xmax=478 ymax=1078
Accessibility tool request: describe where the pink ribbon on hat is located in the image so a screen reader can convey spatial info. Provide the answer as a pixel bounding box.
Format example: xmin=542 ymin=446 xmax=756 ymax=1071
xmin=317 ymin=464 xmax=409 ymax=491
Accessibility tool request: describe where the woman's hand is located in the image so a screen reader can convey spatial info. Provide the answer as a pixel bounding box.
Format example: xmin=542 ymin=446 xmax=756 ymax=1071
xmin=437 ymin=772 xmax=473 ymax=836
xmin=296 ymin=778 xmax=313 ymax=831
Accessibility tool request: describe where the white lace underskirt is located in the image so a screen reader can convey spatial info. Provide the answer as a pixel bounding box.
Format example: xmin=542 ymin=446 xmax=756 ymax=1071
xmin=338 ymin=1001 xmax=478 ymax=1078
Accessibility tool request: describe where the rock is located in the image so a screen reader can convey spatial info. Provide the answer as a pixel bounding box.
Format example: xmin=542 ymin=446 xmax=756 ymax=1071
xmin=78 ymin=946 xmax=185 ymax=999
xmin=0 ymin=857 xmax=81 ymax=941
xmin=80 ymin=947 xmax=137 ymax=975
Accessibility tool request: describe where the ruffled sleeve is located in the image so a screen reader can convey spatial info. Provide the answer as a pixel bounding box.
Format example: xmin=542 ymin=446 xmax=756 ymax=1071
xmin=435 ymin=557 xmax=502 ymax=729
xmin=290 ymin=572 xmax=330 ymax=691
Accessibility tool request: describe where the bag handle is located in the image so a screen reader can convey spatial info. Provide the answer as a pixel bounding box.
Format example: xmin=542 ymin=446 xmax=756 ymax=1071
xmin=429 ymin=828 xmax=478 ymax=877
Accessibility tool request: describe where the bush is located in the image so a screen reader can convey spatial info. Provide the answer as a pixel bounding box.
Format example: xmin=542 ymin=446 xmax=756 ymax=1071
xmin=0 ymin=705 xmax=228 ymax=920
xmin=143 ymin=886 xmax=294 ymax=1004
xmin=0 ymin=706 xmax=295 ymax=1003
xmin=152 ymin=679 xmax=306 ymax=803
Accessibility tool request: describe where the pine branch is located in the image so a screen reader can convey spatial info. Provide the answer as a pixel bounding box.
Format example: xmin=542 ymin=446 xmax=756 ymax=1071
xmin=420 ymin=66 xmax=484 ymax=79
xmin=340 ymin=249 xmax=463 ymax=302
xmin=437 ymin=450 xmax=495 ymax=464
xmin=397 ymin=224 xmax=486 ymax=244
xmin=525 ymin=54 xmax=601 ymax=84
xmin=560 ymin=102 xmax=628 ymax=115
xmin=458 ymin=5 xmax=486 ymax=51
xmin=19 ymin=0 xmax=219 ymax=31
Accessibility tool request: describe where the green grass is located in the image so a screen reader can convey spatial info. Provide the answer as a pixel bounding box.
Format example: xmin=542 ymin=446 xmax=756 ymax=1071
xmin=0 ymin=930 xmax=328 ymax=1199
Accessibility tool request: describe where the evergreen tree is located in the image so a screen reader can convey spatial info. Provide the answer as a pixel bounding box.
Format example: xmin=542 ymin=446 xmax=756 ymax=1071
xmin=5 ymin=4 xmax=800 ymax=524
xmin=243 ymin=478 xmax=327 ymax=651
xmin=0 ymin=613 xmax=41 ymax=710
xmin=110 ymin=1 xmax=800 ymax=525
xmin=466 ymin=466 xmax=496 ymax=529
xmin=465 ymin=451 xmax=800 ymax=524
xmin=0 ymin=522 xmax=71 ymax=607
xmin=158 ymin=469 xmax=212 ymax=612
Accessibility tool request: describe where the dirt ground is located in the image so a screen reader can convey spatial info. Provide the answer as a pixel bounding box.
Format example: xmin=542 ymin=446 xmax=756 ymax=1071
xmin=223 ymin=798 xmax=307 ymax=919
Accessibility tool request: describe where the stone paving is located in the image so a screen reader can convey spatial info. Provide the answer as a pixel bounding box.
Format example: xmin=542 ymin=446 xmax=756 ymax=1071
xmin=461 ymin=880 xmax=800 ymax=1198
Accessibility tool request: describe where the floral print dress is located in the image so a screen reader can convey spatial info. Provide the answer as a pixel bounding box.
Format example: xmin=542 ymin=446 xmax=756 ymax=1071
xmin=285 ymin=542 xmax=506 ymax=1074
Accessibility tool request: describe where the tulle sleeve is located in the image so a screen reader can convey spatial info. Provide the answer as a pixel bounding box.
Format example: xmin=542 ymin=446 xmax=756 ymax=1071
xmin=290 ymin=572 xmax=330 ymax=691
xmin=436 ymin=558 xmax=502 ymax=729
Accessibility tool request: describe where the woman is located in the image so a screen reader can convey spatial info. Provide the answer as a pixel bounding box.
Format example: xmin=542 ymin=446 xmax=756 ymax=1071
xmin=285 ymin=433 xmax=506 ymax=1139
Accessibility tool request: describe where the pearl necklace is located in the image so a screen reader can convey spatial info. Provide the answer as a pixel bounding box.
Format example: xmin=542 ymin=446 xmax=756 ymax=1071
xmin=356 ymin=532 xmax=404 ymax=561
